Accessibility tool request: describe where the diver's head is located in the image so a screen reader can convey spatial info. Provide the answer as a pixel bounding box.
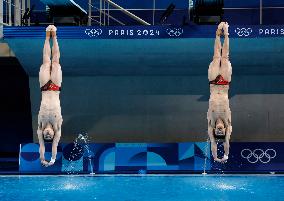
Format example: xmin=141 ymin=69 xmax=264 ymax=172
xmin=214 ymin=118 xmax=226 ymax=137
xmin=43 ymin=126 xmax=54 ymax=142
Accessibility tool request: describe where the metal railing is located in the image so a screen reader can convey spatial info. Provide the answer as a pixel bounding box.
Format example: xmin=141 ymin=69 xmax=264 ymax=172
xmin=88 ymin=2 xmax=125 ymax=25
xmin=104 ymin=0 xmax=150 ymax=25
xmin=88 ymin=0 xmax=151 ymax=26
xmin=1 ymin=0 xmax=284 ymax=28
xmin=1 ymin=0 xmax=30 ymax=38
xmin=1 ymin=0 xmax=31 ymax=26
xmin=87 ymin=0 xmax=191 ymax=26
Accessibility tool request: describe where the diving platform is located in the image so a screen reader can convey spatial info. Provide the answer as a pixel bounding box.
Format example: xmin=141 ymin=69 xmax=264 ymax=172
xmin=3 ymin=25 xmax=284 ymax=76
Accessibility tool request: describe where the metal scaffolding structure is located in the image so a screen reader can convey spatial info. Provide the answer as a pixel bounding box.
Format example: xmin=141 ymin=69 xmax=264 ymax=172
xmin=0 ymin=0 xmax=275 ymax=32
xmin=1 ymin=0 xmax=30 ymax=38
xmin=1 ymin=0 xmax=29 ymax=26
xmin=88 ymin=0 xmax=151 ymax=26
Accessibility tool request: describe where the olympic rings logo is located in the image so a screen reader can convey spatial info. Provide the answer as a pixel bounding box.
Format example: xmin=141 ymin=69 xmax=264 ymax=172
xmin=85 ymin=28 xmax=103 ymax=37
xmin=166 ymin=28 xmax=184 ymax=37
xmin=234 ymin=28 xmax=253 ymax=37
xmin=241 ymin=149 xmax=276 ymax=164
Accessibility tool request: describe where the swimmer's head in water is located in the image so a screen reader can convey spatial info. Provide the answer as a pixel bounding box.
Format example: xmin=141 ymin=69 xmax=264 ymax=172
xmin=43 ymin=127 xmax=54 ymax=142
xmin=214 ymin=119 xmax=226 ymax=137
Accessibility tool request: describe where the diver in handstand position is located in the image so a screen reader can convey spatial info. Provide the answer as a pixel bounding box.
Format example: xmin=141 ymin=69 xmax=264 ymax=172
xmin=37 ymin=25 xmax=63 ymax=167
xmin=207 ymin=22 xmax=232 ymax=163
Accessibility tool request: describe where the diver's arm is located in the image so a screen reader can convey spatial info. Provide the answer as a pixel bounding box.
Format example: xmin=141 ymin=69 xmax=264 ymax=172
xmin=221 ymin=138 xmax=230 ymax=162
xmin=211 ymin=141 xmax=221 ymax=162
xmin=37 ymin=127 xmax=48 ymax=166
xmin=48 ymin=128 xmax=61 ymax=166
xmin=211 ymin=142 xmax=222 ymax=162
xmin=223 ymin=140 xmax=230 ymax=159
xmin=222 ymin=119 xmax=232 ymax=162
xmin=208 ymin=126 xmax=221 ymax=162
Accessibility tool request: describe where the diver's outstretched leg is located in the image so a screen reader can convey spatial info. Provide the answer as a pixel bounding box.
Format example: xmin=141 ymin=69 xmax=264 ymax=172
xmin=222 ymin=22 xmax=229 ymax=59
xmin=208 ymin=22 xmax=224 ymax=81
xmin=51 ymin=26 xmax=60 ymax=64
xmin=39 ymin=28 xmax=52 ymax=87
xmin=220 ymin=22 xmax=232 ymax=82
xmin=43 ymin=29 xmax=51 ymax=64
xmin=50 ymin=26 xmax=62 ymax=87
xmin=213 ymin=22 xmax=224 ymax=59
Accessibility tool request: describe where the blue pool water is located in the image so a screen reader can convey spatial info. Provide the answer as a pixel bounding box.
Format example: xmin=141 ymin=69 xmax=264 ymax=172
xmin=0 ymin=175 xmax=283 ymax=201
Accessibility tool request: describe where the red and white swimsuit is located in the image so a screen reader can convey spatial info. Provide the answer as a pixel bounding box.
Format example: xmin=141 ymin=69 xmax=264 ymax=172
xmin=41 ymin=80 xmax=61 ymax=91
xmin=209 ymin=75 xmax=230 ymax=85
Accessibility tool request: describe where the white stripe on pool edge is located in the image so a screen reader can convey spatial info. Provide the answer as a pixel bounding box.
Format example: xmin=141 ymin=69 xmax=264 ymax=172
xmin=0 ymin=174 xmax=284 ymax=177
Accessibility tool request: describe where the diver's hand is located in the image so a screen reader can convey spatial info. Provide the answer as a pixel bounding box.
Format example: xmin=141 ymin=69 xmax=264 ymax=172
xmin=220 ymin=154 xmax=229 ymax=163
xmin=47 ymin=161 xmax=55 ymax=166
xmin=41 ymin=158 xmax=55 ymax=167
xmin=214 ymin=157 xmax=222 ymax=163
xmin=41 ymin=160 xmax=49 ymax=167
xmin=47 ymin=158 xmax=56 ymax=166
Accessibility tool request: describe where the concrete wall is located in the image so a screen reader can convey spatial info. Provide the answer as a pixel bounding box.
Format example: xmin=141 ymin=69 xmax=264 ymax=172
xmin=6 ymin=31 xmax=283 ymax=143
xmin=30 ymin=74 xmax=284 ymax=143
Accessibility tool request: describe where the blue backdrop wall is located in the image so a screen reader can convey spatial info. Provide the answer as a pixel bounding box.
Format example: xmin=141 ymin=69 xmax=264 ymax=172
xmin=20 ymin=142 xmax=284 ymax=174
